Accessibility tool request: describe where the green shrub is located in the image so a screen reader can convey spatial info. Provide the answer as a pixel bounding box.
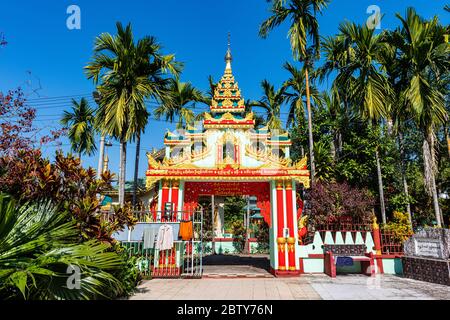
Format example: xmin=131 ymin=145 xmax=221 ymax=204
xmin=0 ymin=193 xmax=133 ymax=300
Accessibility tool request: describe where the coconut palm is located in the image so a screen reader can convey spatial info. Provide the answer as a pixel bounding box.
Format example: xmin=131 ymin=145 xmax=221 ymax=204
xmin=85 ymin=22 xmax=181 ymax=206
xmin=260 ymin=0 xmax=331 ymax=184
xmin=154 ymin=79 xmax=205 ymax=129
xmin=253 ymin=80 xmax=286 ymax=130
xmin=390 ymin=8 xmax=449 ymax=226
xmin=0 ymin=193 xmax=128 ymax=300
xmin=60 ymin=98 xmax=97 ymax=159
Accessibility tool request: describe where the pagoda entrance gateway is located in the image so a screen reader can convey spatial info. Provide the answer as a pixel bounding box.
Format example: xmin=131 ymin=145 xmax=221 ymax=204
xmin=146 ymin=42 xmax=309 ymax=276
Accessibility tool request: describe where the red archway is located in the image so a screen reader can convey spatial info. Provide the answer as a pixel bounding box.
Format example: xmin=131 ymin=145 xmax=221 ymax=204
xmin=183 ymin=182 xmax=271 ymax=226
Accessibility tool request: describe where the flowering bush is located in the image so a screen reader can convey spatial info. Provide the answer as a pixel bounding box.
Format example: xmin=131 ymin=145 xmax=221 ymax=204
xmin=381 ymin=211 xmax=413 ymax=242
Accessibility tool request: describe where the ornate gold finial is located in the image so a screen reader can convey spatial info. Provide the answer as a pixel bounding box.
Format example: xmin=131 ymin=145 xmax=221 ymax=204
xmin=225 ymin=32 xmax=232 ymax=72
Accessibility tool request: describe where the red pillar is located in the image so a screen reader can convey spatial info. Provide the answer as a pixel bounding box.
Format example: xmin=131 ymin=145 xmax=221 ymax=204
xmin=285 ymin=181 xmax=296 ymax=271
xmin=161 ymin=180 xmax=170 ymax=216
xmin=172 ymin=181 xmax=179 ymax=214
xmin=372 ymin=219 xmax=383 ymax=273
xmin=276 ymin=180 xmax=286 ymax=271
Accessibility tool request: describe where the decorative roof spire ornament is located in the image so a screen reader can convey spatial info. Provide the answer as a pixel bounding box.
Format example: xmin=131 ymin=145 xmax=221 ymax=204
xmin=225 ymin=32 xmax=232 ymax=73
xmin=208 ymin=34 xmax=248 ymax=115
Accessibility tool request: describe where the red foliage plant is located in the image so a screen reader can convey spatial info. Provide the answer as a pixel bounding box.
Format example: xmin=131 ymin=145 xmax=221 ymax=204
xmin=0 ymin=150 xmax=137 ymax=243
xmin=0 ymin=88 xmax=136 ymax=244
xmin=308 ymin=181 xmax=375 ymax=227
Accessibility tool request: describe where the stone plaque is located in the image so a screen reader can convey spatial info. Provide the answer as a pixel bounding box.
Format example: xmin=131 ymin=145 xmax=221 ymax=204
xmin=414 ymin=239 xmax=443 ymax=259
xmin=404 ymin=228 xmax=450 ymax=260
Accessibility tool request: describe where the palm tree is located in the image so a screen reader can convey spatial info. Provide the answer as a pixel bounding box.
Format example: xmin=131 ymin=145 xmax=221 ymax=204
xmin=85 ymin=22 xmax=181 ymax=207
xmin=283 ymin=62 xmax=322 ymax=128
xmin=253 ymin=80 xmax=286 ymax=130
xmin=0 ymin=194 xmax=128 ymax=300
xmin=60 ymin=98 xmax=97 ymax=159
xmin=320 ymin=89 xmax=351 ymax=161
xmin=313 ymin=140 xmax=335 ymax=181
xmin=260 ymin=0 xmax=331 ymax=184
xmin=391 ymin=8 xmax=449 ymax=226
xmin=377 ymin=29 xmax=415 ymax=226
xmin=154 ymin=79 xmax=205 ymax=129
xmin=330 ymin=22 xmax=393 ymax=223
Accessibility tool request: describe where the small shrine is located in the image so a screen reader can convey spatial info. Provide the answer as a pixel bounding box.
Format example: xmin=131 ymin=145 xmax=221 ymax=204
xmin=146 ymin=41 xmax=309 ymax=275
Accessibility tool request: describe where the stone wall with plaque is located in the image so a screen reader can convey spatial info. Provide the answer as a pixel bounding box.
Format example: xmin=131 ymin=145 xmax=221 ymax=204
xmin=402 ymin=228 xmax=450 ymax=286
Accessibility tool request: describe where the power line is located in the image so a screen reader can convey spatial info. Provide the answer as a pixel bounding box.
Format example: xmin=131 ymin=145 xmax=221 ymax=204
xmin=26 ymin=93 xmax=93 ymax=102
xmin=25 ymin=95 xmax=302 ymax=118
xmin=42 ymin=142 xmax=159 ymax=155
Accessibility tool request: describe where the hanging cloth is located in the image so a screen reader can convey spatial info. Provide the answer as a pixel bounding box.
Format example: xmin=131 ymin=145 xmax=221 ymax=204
xmin=143 ymin=226 xmax=159 ymax=249
xmin=156 ymin=224 xmax=174 ymax=250
xmin=179 ymin=221 xmax=193 ymax=241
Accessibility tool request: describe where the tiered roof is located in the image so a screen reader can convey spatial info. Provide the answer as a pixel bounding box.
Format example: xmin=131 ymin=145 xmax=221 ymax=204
xmin=204 ymin=40 xmax=255 ymax=128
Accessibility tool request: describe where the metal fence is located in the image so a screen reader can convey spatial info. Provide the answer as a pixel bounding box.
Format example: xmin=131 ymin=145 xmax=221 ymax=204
xmin=315 ymin=217 xmax=373 ymax=232
xmin=380 ymin=230 xmax=405 ymax=255
xmin=117 ymin=209 xmax=204 ymax=278
xmin=101 ymin=208 xmax=194 ymax=223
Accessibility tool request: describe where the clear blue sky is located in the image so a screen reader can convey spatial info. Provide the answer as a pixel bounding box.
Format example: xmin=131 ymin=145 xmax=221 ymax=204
xmin=0 ymin=0 xmax=448 ymax=182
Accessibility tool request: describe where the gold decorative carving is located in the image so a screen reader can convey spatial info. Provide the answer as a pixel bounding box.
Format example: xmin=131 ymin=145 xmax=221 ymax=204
xmin=298 ymin=215 xmax=308 ymax=230
xmin=277 ymin=237 xmax=287 ymax=253
xmin=245 ymin=144 xmax=267 ymax=161
xmin=217 ymin=131 xmax=240 ymax=145
xmin=276 ymin=181 xmax=284 ymax=189
xmin=163 ymin=153 xmax=190 ymax=166
xmin=294 ymin=176 xmax=310 ymax=189
xmin=145 ymin=176 xmax=161 ymax=190
xmin=222 ymin=112 xmax=235 ymax=120
xmin=294 ymin=156 xmax=308 ymax=169
xmin=191 ymin=145 xmax=212 ymax=161
xmin=217 ymin=154 xmax=240 ymax=170
xmin=146 ymin=152 xmax=162 ymax=169
xmin=287 ymin=237 xmax=296 ymax=252
xmin=372 ymin=216 xmax=379 ymax=230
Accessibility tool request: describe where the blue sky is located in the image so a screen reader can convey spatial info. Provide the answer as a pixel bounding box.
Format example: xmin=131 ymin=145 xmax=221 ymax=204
xmin=0 ymin=0 xmax=448 ymax=181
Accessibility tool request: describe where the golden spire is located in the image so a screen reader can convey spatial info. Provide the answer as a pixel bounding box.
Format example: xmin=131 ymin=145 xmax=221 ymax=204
xmin=209 ymin=33 xmax=246 ymax=114
xmin=225 ymin=32 xmax=232 ymax=73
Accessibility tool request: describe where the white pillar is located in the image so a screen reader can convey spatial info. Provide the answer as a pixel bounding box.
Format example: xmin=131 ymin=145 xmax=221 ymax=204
xmin=282 ymin=181 xmax=288 ymax=268
xmin=177 ymin=181 xmax=184 ymax=220
xmin=270 ymin=180 xmax=278 ymax=270
xmin=165 ymin=146 xmax=170 ymax=159
xmin=157 ymin=181 xmax=163 ymax=214
xmin=292 ymin=181 xmax=300 ymax=270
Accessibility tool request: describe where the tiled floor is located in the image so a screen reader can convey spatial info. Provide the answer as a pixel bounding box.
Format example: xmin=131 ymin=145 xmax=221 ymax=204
xmin=129 ymin=274 xmax=450 ymax=300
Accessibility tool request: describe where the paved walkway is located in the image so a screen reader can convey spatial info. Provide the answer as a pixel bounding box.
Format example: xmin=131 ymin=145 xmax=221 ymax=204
xmin=130 ymin=274 xmax=449 ymax=300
